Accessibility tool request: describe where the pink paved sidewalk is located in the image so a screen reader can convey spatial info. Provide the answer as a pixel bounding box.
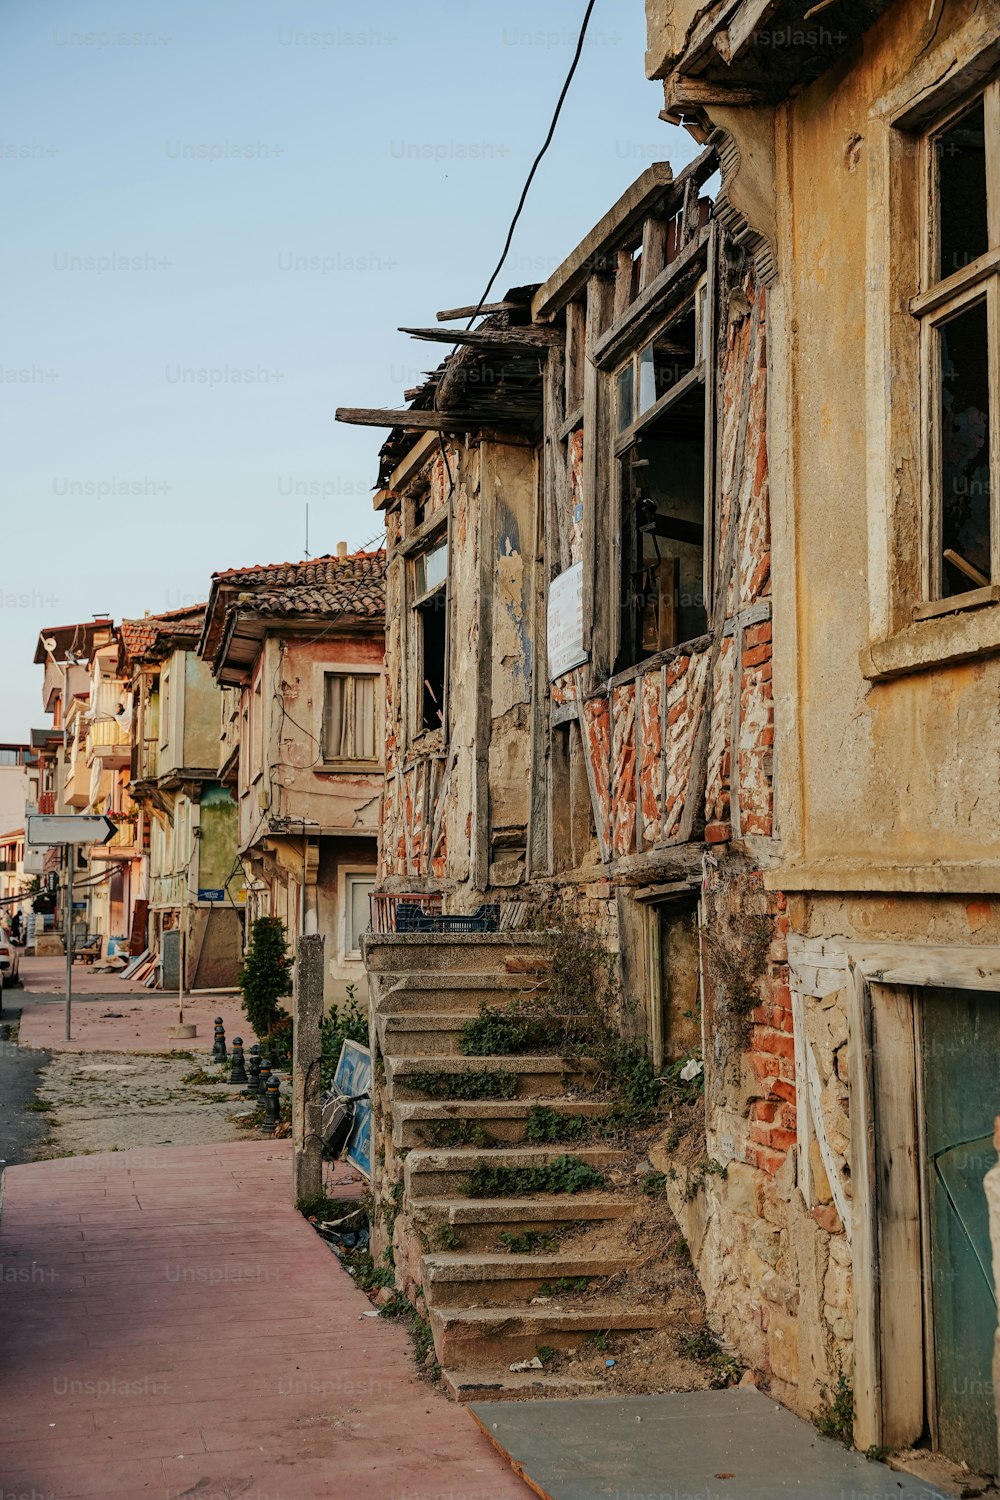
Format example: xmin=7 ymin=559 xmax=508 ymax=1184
xmin=17 ymin=954 xmax=249 ymax=1054
xmin=0 ymin=1141 xmax=528 ymax=1500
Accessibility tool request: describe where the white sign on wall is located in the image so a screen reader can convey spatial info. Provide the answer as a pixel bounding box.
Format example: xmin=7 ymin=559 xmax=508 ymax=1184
xmin=547 ymin=562 xmax=588 ymax=682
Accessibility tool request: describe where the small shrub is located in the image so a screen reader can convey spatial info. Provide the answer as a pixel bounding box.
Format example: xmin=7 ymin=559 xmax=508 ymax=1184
xmin=321 ymin=983 xmax=368 ymax=1090
xmin=816 ymin=1370 xmax=854 ymax=1447
xmin=238 ymin=916 xmax=292 ymax=1041
xmin=536 ymin=1344 xmax=559 ymax=1366
xmin=343 ymin=1246 xmax=395 ymax=1293
xmin=296 ymin=1193 xmax=357 ymax=1221
xmin=584 ymin=1331 xmax=609 ymax=1354
xmin=641 ymin=1170 xmax=668 ymax=1198
xmin=684 ymin=1158 xmax=728 ymax=1203
xmin=681 ymin=1327 xmax=744 ymax=1388
xmin=539 ymin=1277 xmax=590 ymax=1296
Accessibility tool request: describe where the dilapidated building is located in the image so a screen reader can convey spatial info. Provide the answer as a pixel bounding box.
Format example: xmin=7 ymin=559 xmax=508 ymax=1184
xmin=199 ymin=547 xmax=386 ymax=1007
xmin=646 ymin=0 xmax=1000 ymax=1473
xmin=341 ymin=150 xmax=795 ymax=1403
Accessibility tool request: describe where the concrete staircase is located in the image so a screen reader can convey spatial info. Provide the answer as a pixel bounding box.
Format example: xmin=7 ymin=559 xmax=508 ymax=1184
xmin=366 ymin=933 xmax=670 ymax=1401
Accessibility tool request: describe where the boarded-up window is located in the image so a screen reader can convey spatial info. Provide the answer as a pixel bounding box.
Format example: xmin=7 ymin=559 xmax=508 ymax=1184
xmin=323 ymin=673 xmax=377 ymax=761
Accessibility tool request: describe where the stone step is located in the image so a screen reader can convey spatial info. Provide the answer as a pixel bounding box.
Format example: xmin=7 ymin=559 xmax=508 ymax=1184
xmin=392 ymin=1098 xmax=613 ymax=1149
xmin=423 ymin=1251 xmax=632 ymax=1306
xmin=386 ymin=1053 xmax=599 ymax=1101
xmin=431 ymin=1300 xmax=678 ymax=1368
xmin=365 ymin=934 xmax=550 ymax=979
xmin=440 ymin=1365 xmax=607 ymax=1403
xmin=410 ymin=1192 xmax=631 ymax=1251
xmin=405 ymin=1144 xmax=621 ymax=1200
xmin=379 ymin=971 xmax=551 ymax=1015
xmin=378 ymin=1010 xmax=589 ymax=1059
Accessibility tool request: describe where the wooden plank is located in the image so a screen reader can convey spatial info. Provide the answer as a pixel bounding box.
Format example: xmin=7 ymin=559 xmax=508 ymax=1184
xmin=335 ymin=406 xmax=508 ymax=432
xmin=613 ymin=248 xmax=636 ymax=322
xmin=714 ymin=0 xmax=782 ymax=63
xmin=436 ymin=300 xmax=523 ymax=322
xmin=640 ymin=215 xmax=669 ymax=290
xmin=804 ymin=1040 xmax=851 ymax=1241
xmin=848 ymin=963 xmax=882 ymax=1452
xmin=591 ymin=227 xmax=711 ymax=372
xmin=565 ymin=301 xmax=586 ymax=411
xmin=872 ymin=984 xmax=925 ymax=1448
xmin=582 ymin=275 xmax=616 ymax=677
xmin=400 ymin=324 xmax=562 ymax=350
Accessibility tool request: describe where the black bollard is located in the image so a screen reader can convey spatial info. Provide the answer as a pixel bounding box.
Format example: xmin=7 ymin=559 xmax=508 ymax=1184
xmin=257 ymin=1056 xmax=272 ymax=1100
xmin=260 ymin=1075 xmax=281 ymax=1135
xmin=228 ymin=1036 xmax=248 ymax=1086
xmin=210 ymin=1018 xmax=227 ymax=1065
xmin=244 ymin=1044 xmax=261 ymax=1096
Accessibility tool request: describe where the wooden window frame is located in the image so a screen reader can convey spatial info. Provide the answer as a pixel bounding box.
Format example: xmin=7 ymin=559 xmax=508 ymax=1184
xmin=321 ymin=667 xmax=382 ymax=770
xmin=913 ymin=82 xmax=1000 ymax=608
xmin=408 ymin=528 xmax=450 ymax=745
xmin=611 ymin=270 xmax=714 ymax=673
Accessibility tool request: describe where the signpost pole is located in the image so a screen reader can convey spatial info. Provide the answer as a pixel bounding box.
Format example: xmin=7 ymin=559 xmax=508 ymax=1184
xmin=64 ymin=843 xmax=73 ymax=1042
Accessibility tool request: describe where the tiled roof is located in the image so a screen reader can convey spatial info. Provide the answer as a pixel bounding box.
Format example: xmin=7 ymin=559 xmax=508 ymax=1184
xmin=118 ymin=605 xmax=206 ymax=667
xmin=200 ymin=551 xmax=385 ymax=668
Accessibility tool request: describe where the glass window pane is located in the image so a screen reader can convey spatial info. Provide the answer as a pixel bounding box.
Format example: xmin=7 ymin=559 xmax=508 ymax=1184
xmin=349 ymin=878 xmax=375 ymax=950
xmin=616 ymin=362 xmax=634 ymax=434
xmin=936 ymin=99 xmax=988 ymax=283
xmin=414 ymin=538 xmax=448 ymax=596
xmin=939 ymin=297 xmax=991 ymax=596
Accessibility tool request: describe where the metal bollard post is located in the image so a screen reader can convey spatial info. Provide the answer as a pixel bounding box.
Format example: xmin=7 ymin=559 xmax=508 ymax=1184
xmin=210 ymin=1018 xmax=227 ymax=1065
xmin=244 ymin=1043 xmax=261 ymax=1096
xmin=257 ymin=1056 xmax=272 ymax=1100
xmin=228 ymin=1036 xmax=248 ymax=1086
xmin=260 ymin=1075 xmax=281 ymax=1135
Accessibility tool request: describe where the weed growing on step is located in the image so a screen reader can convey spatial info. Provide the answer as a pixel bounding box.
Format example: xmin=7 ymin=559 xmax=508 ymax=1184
xmin=460 ymin=1001 xmax=535 ymax=1056
xmin=539 ymin=1276 xmax=590 ymax=1296
xmin=524 ymin=1104 xmax=591 ymax=1145
xmin=584 ymin=1330 xmax=609 ymax=1353
xmin=681 ymin=1327 xmax=744 ymax=1387
xmin=464 ymin=1153 xmax=604 ymax=1198
xmin=377 ymin=1297 xmax=440 ymax=1380
xmin=816 ymin=1369 xmax=854 ymax=1446
xmin=498 ymin=1229 xmax=562 ymax=1254
xmin=418 ymin=1118 xmax=490 ymax=1148
xmin=536 ymin=1344 xmax=559 ymax=1366
xmin=407 ymin=1068 xmax=518 ymax=1101
xmin=432 ymin=1222 xmax=461 ymax=1251
xmin=641 ymin=1170 xmax=668 ymax=1198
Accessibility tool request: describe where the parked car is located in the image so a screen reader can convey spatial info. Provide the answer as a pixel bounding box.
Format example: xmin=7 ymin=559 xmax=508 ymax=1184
xmin=0 ymin=931 xmax=21 ymax=991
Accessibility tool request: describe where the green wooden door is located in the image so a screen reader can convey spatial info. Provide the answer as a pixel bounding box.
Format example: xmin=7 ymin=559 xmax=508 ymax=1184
xmin=921 ymin=987 xmax=1000 ymax=1475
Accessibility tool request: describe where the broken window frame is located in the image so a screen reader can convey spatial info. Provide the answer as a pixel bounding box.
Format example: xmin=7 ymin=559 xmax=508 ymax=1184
xmin=913 ymin=81 xmax=1000 ymax=609
xmin=409 ymin=529 xmax=450 ymax=740
xmin=321 ymin=669 xmax=380 ymax=767
xmin=611 ymin=269 xmax=713 ymax=671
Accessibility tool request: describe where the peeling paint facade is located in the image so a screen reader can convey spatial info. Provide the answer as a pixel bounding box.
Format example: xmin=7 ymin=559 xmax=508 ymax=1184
xmin=647 ymin=0 xmax=1000 ymax=1471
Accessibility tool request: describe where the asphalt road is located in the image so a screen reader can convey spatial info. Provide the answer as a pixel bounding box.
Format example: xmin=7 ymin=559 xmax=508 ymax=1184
xmin=0 ymin=1008 xmax=52 ymax=1171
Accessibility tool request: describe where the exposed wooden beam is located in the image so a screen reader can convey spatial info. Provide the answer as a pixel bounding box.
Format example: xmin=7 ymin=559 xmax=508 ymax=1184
xmin=400 ymin=325 xmax=562 ymax=350
xmin=338 ymin=405 xmax=524 ymax=429
xmin=435 ymin=300 xmax=523 ymax=322
xmin=335 ymin=406 xmax=493 ymax=431
xmin=664 ymin=76 xmax=763 ymax=110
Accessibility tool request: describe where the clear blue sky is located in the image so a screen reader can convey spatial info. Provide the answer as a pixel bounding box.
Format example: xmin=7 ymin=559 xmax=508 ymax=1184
xmin=0 ymin=0 xmax=697 ymax=742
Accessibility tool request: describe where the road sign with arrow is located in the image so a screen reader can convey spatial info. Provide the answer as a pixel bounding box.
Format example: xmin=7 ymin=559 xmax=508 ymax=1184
xmin=26 ymin=814 xmax=118 ymax=846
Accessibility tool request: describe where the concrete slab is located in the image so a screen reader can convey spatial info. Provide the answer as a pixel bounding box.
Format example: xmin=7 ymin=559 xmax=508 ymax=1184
xmin=470 ymin=1389 xmax=953 ymax=1500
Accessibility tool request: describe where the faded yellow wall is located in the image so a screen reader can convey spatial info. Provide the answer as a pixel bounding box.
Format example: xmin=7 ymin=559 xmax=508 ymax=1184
xmin=773 ymin=0 xmax=1000 ymax=881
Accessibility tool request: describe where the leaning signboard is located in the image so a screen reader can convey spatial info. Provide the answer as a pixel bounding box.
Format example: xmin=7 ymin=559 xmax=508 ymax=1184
xmin=333 ymin=1039 xmax=372 ymax=1179
xmin=547 ymin=562 xmax=588 ymax=681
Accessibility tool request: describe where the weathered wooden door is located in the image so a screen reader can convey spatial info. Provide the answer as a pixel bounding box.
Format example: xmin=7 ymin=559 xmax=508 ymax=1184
xmin=921 ymin=987 xmax=1000 ymax=1475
